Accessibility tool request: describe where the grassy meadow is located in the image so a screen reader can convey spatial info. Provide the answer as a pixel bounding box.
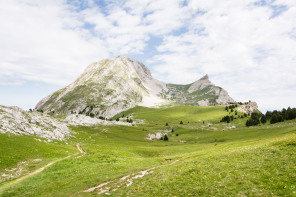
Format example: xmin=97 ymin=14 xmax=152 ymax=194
xmin=0 ymin=105 xmax=295 ymax=196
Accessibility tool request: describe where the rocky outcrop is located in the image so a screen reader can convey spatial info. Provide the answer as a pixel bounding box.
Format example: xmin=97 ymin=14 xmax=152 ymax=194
xmin=237 ymin=102 xmax=258 ymax=114
xmin=188 ymin=75 xmax=213 ymax=93
xmin=0 ymin=105 xmax=71 ymax=141
xmin=0 ymin=105 xmax=138 ymax=140
xmin=35 ymin=56 xmax=235 ymax=118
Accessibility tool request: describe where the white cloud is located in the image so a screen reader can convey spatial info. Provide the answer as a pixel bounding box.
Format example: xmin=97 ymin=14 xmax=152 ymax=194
xmin=0 ymin=0 xmax=109 ymax=85
xmin=151 ymin=0 xmax=296 ymax=111
xmin=0 ymin=0 xmax=295 ymax=111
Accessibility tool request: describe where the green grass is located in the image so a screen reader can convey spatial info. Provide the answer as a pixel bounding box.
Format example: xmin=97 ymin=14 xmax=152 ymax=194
xmin=0 ymin=134 xmax=74 ymax=170
xmin=0 ymin=105 xmax=295 ymax=196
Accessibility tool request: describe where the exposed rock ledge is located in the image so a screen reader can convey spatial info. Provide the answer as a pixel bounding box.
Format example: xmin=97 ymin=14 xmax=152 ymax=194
xmin=237 ymin=102 xmax=258 ymax=114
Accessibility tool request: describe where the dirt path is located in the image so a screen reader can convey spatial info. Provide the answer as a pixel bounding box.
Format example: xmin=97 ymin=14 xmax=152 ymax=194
xmin=76 ymin=143 xmax=86 ymax=154
xmin=0 ymin=143 xmax=84 ymax=193
xmin=83 ymin=159 xmax=180 ymax=195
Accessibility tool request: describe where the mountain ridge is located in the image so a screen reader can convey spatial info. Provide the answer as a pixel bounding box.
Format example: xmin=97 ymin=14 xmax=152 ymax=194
xmin=35 ymin=56 xmax=235 ymax=118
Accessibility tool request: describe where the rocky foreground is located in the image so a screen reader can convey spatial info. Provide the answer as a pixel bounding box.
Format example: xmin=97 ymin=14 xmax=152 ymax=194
xmin=0 ymin=105 xmax=132 ymax=141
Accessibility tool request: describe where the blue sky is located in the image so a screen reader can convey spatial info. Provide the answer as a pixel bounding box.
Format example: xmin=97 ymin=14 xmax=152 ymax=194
xmin=0 ymin=0 xmax=296 ymax=112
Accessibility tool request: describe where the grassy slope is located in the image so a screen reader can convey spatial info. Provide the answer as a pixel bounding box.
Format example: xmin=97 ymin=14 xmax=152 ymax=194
xmin=0 ymin=105 xmax=295 ymax=196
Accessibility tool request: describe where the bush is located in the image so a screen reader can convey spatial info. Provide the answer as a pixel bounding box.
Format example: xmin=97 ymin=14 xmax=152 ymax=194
xmin=163 ymin=135 xmax=168 ymax=141
xmin=245 ymin=112 xmax=261 ymax=126
xmin=180 ymin=121 xmax=183 ymax=124
xmin=165 ymin=123 xmax=168 ymax=126
xmin=220 ymin=115 xmax=231 ymax=123
xmin=116 ymin=118 xmax=119 ymax=121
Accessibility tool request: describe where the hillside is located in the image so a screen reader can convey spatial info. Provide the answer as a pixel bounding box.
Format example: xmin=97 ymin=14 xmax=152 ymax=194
xmin=35 ymin=56 xmax=235 ymax=118
xmin=0 ymin=105 xmax=295 ymax=196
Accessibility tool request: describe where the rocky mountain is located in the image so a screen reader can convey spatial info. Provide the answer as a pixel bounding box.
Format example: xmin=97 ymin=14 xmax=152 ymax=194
xmin=35 ymin=56 xmax=235 ymax=118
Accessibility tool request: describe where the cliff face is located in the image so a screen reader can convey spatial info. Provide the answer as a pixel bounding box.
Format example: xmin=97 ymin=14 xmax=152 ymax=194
xmin=35 ymin=56 xmax=235 ymax=118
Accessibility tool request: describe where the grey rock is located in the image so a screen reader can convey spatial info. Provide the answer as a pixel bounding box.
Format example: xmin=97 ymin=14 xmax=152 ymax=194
xmin=35 ymin=56 xmax=235 ymax=118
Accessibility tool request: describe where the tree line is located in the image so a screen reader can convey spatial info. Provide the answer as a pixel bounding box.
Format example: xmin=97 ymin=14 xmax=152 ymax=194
xmin=246 ymin=107 xmax=296 ymax=126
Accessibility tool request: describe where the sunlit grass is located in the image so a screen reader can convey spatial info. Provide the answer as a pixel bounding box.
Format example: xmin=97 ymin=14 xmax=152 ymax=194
xmin=0 ymin=105 xmax=295 ymax=196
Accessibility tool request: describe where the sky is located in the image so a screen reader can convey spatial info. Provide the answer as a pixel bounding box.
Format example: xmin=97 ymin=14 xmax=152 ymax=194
xmin=0 ymin=0 xmax=296 ymax=112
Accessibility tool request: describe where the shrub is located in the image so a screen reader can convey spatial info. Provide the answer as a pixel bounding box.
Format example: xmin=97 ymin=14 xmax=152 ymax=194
xmin=164 ymin=135 xmax=168 ymax=141
xmin=220 ymin=115 xmax=231 ymax=123
xmin=180 ymin=121 xmax=183 ymax=124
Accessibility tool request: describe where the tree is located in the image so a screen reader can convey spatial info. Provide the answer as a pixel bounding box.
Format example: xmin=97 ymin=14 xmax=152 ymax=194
xmin=171 ymin=128 xmax=174 ymax=132
xmin=261 ymin=115 xmax=267 ymax=124
xmin=116 ymin=118 xmax=119 ymax=121
xmin=265 ymin=111 xmax=272 ymax=120
xmin=165 ymin=122 xmax=168 ymax=126
xmin=164 ymin=135 xmax=168 ymax=141
xmin=270 ymin=114 xmax=278 ymax=124
xmin=245 ymin=112 xmax=261 ymax=126
xmin=246 ymin=119 xmax=250 ymax=127
xmin=278 ymin=114 xmax=284 ymax=122
xmin=250 ymin=112 xmax=260 ymax=125
xmin=220 ymin=115 xmax=230 ymax=123
xmin=180 ymin=121 xmax=183 ymax=124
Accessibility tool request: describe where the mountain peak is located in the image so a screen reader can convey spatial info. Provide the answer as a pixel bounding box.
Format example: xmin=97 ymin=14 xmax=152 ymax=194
xmin=187 ymin=74 xmax=213 ymax=93
xmin=35 ymin=57 xmax=235 ymax=118
xmin=200 ymin=74 xmax=209 ymax=80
